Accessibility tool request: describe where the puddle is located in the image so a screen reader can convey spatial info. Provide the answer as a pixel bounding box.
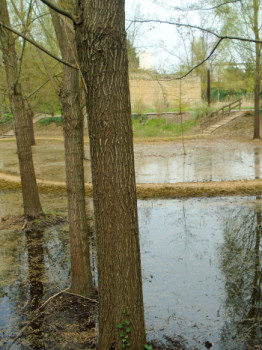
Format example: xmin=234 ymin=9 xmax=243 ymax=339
xmin=135 ymin=142 xmax=262 ymax=183
xmin=139 ymin=196 xmax=262 ymax=349
xmin=1 ymin=140 xmax=262 ymax=183
xmin=0 ymin=192 xmax=261 ymax=349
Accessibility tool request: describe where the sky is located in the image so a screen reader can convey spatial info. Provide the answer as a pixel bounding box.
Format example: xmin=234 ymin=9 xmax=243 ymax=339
xmin=125 ymin=0 xmax=201 ymax=72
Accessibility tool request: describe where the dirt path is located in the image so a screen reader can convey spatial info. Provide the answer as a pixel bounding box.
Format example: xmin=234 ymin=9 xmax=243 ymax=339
xmin=1 ymin=170 xmax=262 ymax=199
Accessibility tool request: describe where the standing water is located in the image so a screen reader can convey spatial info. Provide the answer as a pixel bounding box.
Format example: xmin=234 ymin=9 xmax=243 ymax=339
xmin=0 ymin=192 xmax=261 ymax=349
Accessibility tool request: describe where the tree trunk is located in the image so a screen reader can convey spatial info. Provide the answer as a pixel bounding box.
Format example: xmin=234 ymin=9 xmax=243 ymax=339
xmin=253 ymin=0 xmax=261 ymax=139
xmin=25 ymin=100 xmax=36 ymax=146
xmin=0 ymin=0 xmax=42 ymax=218
xmin=75 ymin=1 xmax=146 ymax=348
xmin=50 ymin=10 xmax=95 ymax=297
xmin=207 ymin=68 xmax=211 ymax=106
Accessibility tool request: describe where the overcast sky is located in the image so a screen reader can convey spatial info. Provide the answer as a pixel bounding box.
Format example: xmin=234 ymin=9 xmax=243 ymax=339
xmin=125 ymin=0 xmax=201 ymax=72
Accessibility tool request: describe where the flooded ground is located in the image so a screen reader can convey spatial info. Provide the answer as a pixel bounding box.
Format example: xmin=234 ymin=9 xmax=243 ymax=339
xmin=0 ymin=192 xmax=261 ymax=349
xmin=1 ymin=138 xmax=262 ymax=183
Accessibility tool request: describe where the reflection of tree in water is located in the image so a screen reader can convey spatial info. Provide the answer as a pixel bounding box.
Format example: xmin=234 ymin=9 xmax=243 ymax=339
xmin=219 ymin=199 xmax=262 ymax=349
xmin=26 ymin=230 xmax=45 ymax=350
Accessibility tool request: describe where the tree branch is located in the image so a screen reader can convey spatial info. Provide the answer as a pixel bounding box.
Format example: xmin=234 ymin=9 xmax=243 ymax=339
xmin=162 ymin=0 xmax=241 ymax=12
xmin=14 ymin=0 xmax=34 ymax=86
xmin=39 ymin=0 xmax=77 ymax=24
xmin=0 ymin=22 xmax=78 ymax=69
xmin=174 ymin=38 xmax=223 ymax=80
xmin=26 ymin=73 xmax=62 ymax=99
xmin=128 ymin=19 xmax=262 ymax=44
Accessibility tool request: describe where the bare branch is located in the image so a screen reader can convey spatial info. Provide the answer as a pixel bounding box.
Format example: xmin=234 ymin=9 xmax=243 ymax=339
xmin=39 ymin=0 xmax=77 ymax=24
xmin=161 ymin=0 xmax=241 ymax=12
xmin=14 ymin=0 xmax=34 ymax=86
xmin=175 ymin=38 xmax=223 ymax=80
xmin=26 ymin=73 xmax=62 ymax=99
xmin=0 ymin=22 xmax=78 ymax=70
xmin=128 ymin=19 xmax=262 ymax=44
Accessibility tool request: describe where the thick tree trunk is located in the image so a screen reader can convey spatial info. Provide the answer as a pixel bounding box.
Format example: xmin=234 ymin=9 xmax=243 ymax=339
xmin=50 ymin=10 xmax=95 ymax=297
xmin=0 ymin=0 xmax=42 ymax=218
xmin=75 ymin=1 xmax=146 ymax=348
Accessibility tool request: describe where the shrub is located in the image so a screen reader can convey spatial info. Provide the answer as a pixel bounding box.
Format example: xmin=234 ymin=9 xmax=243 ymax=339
xmin=133 ymin=99 xmax=146 ymax=117
xmin=0 ymin=113 xmax=13 ymax=125
xmin=154 ymin=98 xmax=167 ymax=115
xmin=193 ymin=104 xmax=215 ymax=120
xmin=39 ymin=116 xmax=62 ymax=126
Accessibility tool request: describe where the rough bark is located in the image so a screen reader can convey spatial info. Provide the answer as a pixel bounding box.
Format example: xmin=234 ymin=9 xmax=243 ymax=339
xmin=25 ymin=100 xmax=36 ymax=146
xmin=75 ymin=1 xmax=146 ymax=348
xmin=50 ymin=9 xmax=95 ymax=297
xmin=253 ymin=0 xmax=261 ymax=139
xmin=0 ymin=0 xmax=42 ymax=218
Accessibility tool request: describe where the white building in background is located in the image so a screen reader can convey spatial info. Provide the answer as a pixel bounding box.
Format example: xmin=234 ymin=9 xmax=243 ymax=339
xmin=137 ymin=52 xmax=155 ymax=71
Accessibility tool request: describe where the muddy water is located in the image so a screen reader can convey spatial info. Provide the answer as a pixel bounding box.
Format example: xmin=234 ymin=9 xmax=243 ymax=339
xmin=1 ymin=139 xmax=262 ymax=183
xmin=135 ymin=141 xmax=262 ymax=183
xmin=0 ymin=192 xmax=261 ymax=349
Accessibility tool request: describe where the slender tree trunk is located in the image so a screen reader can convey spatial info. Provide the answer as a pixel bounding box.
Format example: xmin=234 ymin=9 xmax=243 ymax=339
xmin=50 ymin=10 xmax=95 ymax=297
xmin=75 ymin=1 xmax=146 ymax=348
xmin=207 ymin=68 xmax=211 ymax=106
xmin=253 ymin=0 xmax=261 ymax=139
xmin=0 ymin=0 xmax=42 ymax=218
xmin=25 ymin=100 xmax=36 ymax=146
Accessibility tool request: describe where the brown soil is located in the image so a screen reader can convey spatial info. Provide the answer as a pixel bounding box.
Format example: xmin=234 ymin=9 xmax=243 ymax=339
xmin=0 ymin=213 xmax=66 ymax=232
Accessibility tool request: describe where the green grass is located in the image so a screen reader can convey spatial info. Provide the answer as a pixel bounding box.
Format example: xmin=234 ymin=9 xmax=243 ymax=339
xmin=132 ymin=117 xmax=197 ymax=138
xmin=0 ymin=113 xmax=13 ymax=125
xmin=38 ymin=116 xmax=62 ymax=126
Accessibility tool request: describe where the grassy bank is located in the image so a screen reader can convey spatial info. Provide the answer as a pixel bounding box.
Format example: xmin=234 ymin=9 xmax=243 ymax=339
xmin=132 ymin=117 xmax=197 ymax=138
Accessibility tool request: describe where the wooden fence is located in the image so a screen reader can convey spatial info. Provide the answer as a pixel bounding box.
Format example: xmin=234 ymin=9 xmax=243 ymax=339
xmin=200 ymin=98 xmax=242 ymax=131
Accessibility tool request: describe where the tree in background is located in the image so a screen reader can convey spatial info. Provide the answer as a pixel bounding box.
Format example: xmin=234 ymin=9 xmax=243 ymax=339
xmin=49 ymin=2 xmax=95 ymax=297
xmin=206 ymin=0 xmax=262 ymax=138
xmin=127 ymin=38 xmax=140 ymax=71
xmin=0 ymin=0 xmax=42 ymax=218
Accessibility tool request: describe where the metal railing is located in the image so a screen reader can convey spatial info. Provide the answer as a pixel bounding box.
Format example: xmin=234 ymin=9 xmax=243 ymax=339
xmin=201 ymin=98 xmax=242 ymax=131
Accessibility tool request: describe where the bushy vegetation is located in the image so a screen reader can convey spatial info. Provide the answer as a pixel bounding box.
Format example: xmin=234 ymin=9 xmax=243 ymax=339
xmin=0 ymin=113 xmax=13 ymax=125
xmin=38 ymin=116 xmax=62 ymax=126
xmin=193 ymin=104 xmax=216 ymax=120
xmin=132 ymin=117 xmax=197 ymax=138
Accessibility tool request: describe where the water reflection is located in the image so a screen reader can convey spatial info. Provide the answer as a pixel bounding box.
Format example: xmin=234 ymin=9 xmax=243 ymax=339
xmin=26 ymin=231 xmax=45 ymax=349
xmin=1 ymin=140 xmax=262 ymax=183
xmin=254 ymin=147 xmax=260 ymax=179
xmin=139 ymin=197 xmax=262 ymax=349
xmin=0 ymin=195 xmax=262 ymax=349
xmin=219 ymin=197 xmax=262 ymax=349
xmin=135 ymin=142 xmax=262 ymax=183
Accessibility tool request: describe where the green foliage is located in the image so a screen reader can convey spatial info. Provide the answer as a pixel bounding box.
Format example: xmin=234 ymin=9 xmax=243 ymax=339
xmin=193 ymin=104 xmax=216 ymax=120
xmin=117 ymin=310 xmax=131 ymax=348
xmin=132 ymin=117 xmax=197 ymax=138
xmin=144 ymin=345 xmax=153 ymax=350
xmin=0 ymin=113 xmax=13 ymax=125
xmin=38 ymin=116 xmax=62 ymax=126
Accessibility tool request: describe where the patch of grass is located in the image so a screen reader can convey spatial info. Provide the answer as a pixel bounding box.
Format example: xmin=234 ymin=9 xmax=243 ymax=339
xmin=38 ymin=116 xmax=62 ymax=126
xmin=132 ymin=118 xmax=197 ymax=138
xmin=0 ymin=113 xmax=13 ymax=125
